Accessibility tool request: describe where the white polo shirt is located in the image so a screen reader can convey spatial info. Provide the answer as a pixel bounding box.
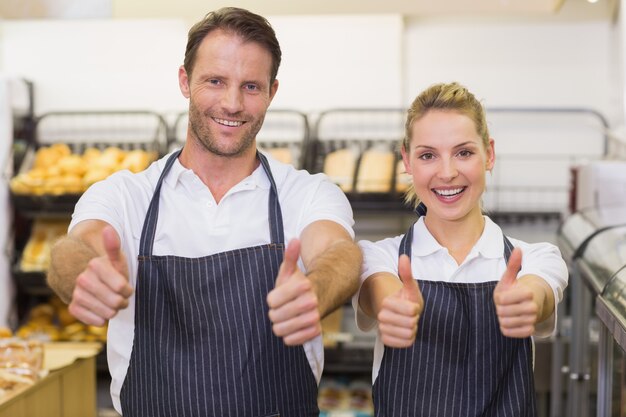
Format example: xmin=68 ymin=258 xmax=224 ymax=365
xmin=69 ymin=150 xmax=355 ymax=414
xmin=352 ymin=216 xmax=568 ymax=383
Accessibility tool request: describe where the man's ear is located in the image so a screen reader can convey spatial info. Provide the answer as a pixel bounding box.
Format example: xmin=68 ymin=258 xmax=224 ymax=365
xmin=269 ymin=79 xmax=279 ymax=101
xmin=178 ymin=65 xmax=191 ymax=99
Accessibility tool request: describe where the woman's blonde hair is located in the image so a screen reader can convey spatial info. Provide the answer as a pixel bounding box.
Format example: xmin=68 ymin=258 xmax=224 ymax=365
xmin=402 ymin=82 xmax=490 ymax=209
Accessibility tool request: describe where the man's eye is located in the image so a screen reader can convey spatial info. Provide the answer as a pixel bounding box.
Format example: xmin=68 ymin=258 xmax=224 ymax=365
xmin=208 ymin=79 xmax=221 ymax=85
xmin=244 ymin=83 xmax=259 ymax=91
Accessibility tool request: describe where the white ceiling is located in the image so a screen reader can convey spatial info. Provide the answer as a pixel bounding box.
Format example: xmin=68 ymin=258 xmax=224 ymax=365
xmin=0 ymin=0 xmax=618 ymax=20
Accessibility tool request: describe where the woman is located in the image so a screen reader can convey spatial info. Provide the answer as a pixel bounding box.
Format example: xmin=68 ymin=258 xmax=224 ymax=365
xmin=354 ymin=82 xmax=568 ymax=416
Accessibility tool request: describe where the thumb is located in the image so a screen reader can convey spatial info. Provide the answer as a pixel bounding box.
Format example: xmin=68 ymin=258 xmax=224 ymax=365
xmin=398 ymin=254 xmax=420 ymax=302
xmin=496 ymin=247 xmax=522 ymax=291
xmin=276 ymin=239 xmax=300 ymax=285
xmin=102 ymin=225 xmax=125 ymax=274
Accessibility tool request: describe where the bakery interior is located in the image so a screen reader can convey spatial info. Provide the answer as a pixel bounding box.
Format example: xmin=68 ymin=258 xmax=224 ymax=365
xmin=1 ymin=0 xmax=626 ymax=416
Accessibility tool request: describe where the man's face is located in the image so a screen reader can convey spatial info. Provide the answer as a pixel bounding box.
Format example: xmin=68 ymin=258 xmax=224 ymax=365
xmin=179 ymin=29 xmax=278 ymax=158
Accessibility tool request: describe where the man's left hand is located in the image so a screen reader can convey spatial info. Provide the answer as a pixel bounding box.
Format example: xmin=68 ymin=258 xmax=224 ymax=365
xmin=267 ymin=239 xmax=322 ymax=345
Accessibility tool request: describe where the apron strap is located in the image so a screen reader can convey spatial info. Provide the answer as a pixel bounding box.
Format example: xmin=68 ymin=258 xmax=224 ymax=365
xmin=257 ymin=151 xmax=285 ymax=245
xmin=139 ymin=149 xmax=285 ymax=256
xmin=139 ymin=150 xmax=181 ymax=257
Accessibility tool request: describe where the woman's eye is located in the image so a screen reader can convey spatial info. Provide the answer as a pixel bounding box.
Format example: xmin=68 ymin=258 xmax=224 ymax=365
xmin=418 ymin=153 xmax=434 ymax=160
xmin=458 ymin=149 xmax=474 ymax=158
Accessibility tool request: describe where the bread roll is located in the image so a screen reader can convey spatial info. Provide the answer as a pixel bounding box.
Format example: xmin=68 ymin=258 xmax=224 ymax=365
xmin=82 ymin=168 xmax=111 ymax=188
xmin=266 ymin=147 xmax=292 ymax=165
xmin=356 ymin=149 xmax=394 ymax=193
xmin=323 ymin=149 xmax=357 ymax=192
xmin=120 ymin=149 xmax=150 ymax=173
xmin=0 ymin=327 xmax=12 ymax=338
xmin=58 ymin=154 xmax=87 ymax=176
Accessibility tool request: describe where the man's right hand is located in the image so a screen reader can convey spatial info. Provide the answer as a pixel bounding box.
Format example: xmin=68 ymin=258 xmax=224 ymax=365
xmin=68 ymin=225 xmax=133 ymax=326
xmin=377 ymin=254 xmax=423 ymax=348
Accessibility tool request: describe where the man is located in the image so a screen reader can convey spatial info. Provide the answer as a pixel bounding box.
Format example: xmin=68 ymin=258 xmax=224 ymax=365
xmin=47 ymin=7 xmax=361 ymax=417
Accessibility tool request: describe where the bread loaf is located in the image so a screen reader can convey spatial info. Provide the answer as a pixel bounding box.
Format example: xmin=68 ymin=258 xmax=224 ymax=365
xmin=323 ymin=149 xmax=357 ymax=192
xmin=356 ymin=149 xmax=394 ymax=193
xmin=265 ymin=147 xmax=292 ymax=165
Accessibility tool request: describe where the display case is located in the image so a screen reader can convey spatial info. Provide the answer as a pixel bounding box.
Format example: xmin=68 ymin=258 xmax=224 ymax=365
xmin=558 ymin=205 xmax=626 ymax=261
xmin=310 ymin=108 xmax=408 ymax=212
xmin=594 ymin=259 xmax=626 ymax=417
xmin=576 ymin=225 xmax=626 ymax=294
xmin=557 ymin=206 xmax=626 ymax=417
xmin=11 ymin=110 xmax=167 ymax=216
xmin=565 ymin=222 xmax=626 ymax=417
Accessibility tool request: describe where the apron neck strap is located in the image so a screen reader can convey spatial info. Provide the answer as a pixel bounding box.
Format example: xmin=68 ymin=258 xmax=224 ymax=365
xmin=139 ymin=149 xmax=284 ymax=257
xmin=399 ymin=204 xmax=516 ymax=267
xmin=257 ymin=151 xmax=285 ymax=244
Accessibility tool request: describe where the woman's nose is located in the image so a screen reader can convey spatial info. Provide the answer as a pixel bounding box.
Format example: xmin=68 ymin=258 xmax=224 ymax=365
xmin=437 ymin=159 xmax=458 ymax=181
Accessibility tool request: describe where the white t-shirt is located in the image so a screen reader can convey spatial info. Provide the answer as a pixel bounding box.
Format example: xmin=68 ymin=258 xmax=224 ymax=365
xmin=69 ymin=150 xmax=355 ymax=414
xmin=352 ymin=216 xmax=568 ymax=383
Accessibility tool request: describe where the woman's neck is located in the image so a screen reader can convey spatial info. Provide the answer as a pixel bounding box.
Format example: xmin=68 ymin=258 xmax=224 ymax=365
xmin=423 ymin=209 xmax=485 ymax=265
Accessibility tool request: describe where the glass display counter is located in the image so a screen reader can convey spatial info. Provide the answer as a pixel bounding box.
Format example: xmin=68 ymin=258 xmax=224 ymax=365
xmin=557 ymin=207 xmax=626 ymax=417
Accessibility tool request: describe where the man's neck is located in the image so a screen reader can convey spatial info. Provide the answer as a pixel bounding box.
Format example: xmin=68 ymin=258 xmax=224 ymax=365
xmin=178 ymin=140 xmax=260 ymax=204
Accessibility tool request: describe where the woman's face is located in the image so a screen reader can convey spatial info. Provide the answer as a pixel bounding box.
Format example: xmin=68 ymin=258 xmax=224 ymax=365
xmin=402 ymin=109 xmax=495 ymax=225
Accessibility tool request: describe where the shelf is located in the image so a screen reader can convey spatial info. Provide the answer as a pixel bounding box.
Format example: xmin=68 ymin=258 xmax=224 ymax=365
xmin=324 ymin=346 xmax=373 ymax=375
xmin=11 ymin=193 xmax=78 ymax=217
xmin=13 ymin=268 xmax=52 ymax=297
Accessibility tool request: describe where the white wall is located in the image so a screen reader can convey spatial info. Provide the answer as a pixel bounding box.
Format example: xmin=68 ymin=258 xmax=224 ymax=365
xmin=0 ymin=19 xmax=189 ymax=114
xmin=269 ymin=15 xmax=404 ymax=111
xmin=0 ymin=15 xmax=404 ymax=115
xmin=404 ymin=18 xmax=615 ymax=121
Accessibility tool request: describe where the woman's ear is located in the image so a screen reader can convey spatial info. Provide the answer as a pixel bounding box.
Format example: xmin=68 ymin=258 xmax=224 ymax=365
xmin=401 ymin=145 xmax=411 ymax=173
xmin=486 ymin=138 xmax=495 ymax=171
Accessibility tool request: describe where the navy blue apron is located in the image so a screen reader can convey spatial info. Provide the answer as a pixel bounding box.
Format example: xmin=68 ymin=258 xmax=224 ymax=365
xmin=373 ymin=204 xmax=537 ymax=417
xmin=120 ymin=150 xmax=319 ymax=417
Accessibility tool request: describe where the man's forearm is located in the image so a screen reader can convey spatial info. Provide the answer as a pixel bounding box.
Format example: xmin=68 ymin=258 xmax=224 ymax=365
xmin=47 ymin=236 xmax=99 ymax=303
xmin=306 ymin=240 xmax=362 ymax=318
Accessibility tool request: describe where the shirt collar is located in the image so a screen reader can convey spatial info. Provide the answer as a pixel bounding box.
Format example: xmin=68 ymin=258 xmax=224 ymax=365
xmin=161 ymin=150 xmax=273 ymax=191
xmin=473 ymin=216 xmax=505 ymax=259
xmin=411 ymin=215 xmax=504 ymax=259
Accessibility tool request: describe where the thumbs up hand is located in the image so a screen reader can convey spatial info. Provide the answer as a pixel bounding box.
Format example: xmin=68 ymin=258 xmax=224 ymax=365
xmin=493 ymin=248 xmax=539 ymax=338
xmin=267 ymin=239 xmax=321 ymax=346
xmin=378 ymin=255 xmax=424 ymax=348
xmin=68 ymin=225 xmax=133 ymax=327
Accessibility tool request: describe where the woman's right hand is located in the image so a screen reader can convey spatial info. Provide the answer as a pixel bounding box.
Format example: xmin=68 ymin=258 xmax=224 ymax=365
xmin=378 ymin=254 xmax=424 ymax=348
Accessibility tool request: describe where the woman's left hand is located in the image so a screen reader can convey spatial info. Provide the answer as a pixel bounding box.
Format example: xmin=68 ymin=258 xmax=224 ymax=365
xmin=493 ymin=248 xmax=540 ymax=338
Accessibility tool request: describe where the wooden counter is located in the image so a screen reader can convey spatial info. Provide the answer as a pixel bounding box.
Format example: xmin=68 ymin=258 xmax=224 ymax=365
xmin=0 ymin=342 xmax=101 ymax=417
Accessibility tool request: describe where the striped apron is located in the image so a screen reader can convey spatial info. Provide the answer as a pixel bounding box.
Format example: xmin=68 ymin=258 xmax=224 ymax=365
xmin=373 ymin=205 xmax=537 ymax=417
xmin=120 ymin=150 xmax=319 ymax=417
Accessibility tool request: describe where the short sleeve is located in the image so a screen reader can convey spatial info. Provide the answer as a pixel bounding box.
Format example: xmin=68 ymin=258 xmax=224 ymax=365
xmin=69 ymin=174 xmax=127 ymax=241
xmin=297 ymin=178 xmax=355 ymax=239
